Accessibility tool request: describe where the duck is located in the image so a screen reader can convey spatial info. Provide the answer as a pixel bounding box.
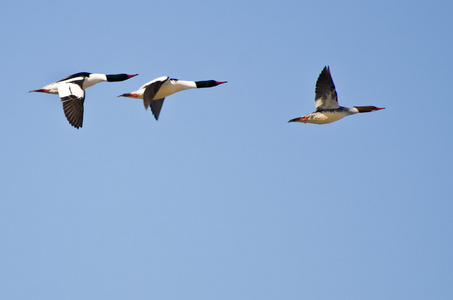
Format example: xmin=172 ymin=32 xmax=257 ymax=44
xmin=288 ymin=66 xmax=384 ymax=124
xmin=118 ymin=76 xmax=227 ymax=120
xmin=29 ymin=72 xmax=138 ymax=128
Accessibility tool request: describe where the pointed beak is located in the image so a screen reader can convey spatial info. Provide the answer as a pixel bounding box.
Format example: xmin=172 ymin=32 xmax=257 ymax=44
xmin=127 ymin=74 xmax=139 ymax=78
xmin=288 ymin=117 xmax=308 ymax=123
xmin=216 ymin=81 xmax=227 ymax=85
xmin=376 ymin=107 xmax=385 ymax=110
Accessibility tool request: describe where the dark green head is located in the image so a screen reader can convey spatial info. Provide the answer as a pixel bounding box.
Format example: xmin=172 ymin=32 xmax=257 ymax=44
xmin=106 ymin=73 xmax=138 ymax=82
xmin=195 ymin=80 xmax=227 ymax=88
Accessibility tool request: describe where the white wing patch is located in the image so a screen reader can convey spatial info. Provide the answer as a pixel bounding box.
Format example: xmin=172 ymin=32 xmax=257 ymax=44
xmin=57 ymin=83 xmax=85 ymax=129
xmin=58 ymin=83 xmax=84 ymax=101
xmin=314 ymin=67 xmax=340 ymax=110
xmin=315 ymin=90 xmax=339 ymax=110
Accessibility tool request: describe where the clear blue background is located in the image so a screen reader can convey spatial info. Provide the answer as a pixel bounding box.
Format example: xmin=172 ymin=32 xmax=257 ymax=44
xmin=1 ymin=0 xmax=452 ymax=299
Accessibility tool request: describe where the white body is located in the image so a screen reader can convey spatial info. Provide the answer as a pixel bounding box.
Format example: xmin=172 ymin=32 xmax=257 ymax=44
xmin=29 ymin=72 xmax=139 ymax=129
xmin=36 ymin=73 xmax=107 ymax=94
xmin=81 ymin=73 xmax=107 ymax=89
xmin=119 ymin=76 xmax=226 ymax=120
xmin=155 ymin=79 xmax=196 ymax=99
xmin=300 ymin=108 xmax=359 ymax=124
xmin=131 ymin=76 xmax=196 ymax=99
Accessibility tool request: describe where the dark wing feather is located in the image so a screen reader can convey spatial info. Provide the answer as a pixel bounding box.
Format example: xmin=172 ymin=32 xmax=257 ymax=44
xmin=314 ymin=66 xmax=339 ymax=110
xmin=62 ymin=96 xmax=84 ymax=128
xmin=58 ymin=82 xmax=85 ymax=129
xmin=57 ymin=72 xmax=91 ymax=82
xmin=143 ymin=78 xmax=169 ymax=120
xmin=150 ymin=98 xmax=166 ymax=120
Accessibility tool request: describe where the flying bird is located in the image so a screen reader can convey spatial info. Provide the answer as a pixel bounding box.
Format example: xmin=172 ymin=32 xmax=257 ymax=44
xmin=29 ymin=72 xmax=138 ymax=128
xmin=118 ymin=76 xmax=227 ymax=120
xmin=288 ymin=66 xmax=384 ymax=124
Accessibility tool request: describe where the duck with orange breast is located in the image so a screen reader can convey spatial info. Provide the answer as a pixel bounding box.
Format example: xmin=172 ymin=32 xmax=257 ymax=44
xmin=30 ymin=72 xmax=138 ymax=128
xmin=288 ymin=66 xmax=384 ymax=124
xmin=119 ymin=76 xmax=227 ymax=120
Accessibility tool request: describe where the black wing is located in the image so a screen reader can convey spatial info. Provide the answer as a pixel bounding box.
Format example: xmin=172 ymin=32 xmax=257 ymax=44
xmin=143 ymin=77 xmax=169 ymax=120
xmin=150 ymin=98 xmax=166 ymax=120
xmin=58 ymin=82 xmax=85 ymax=128
xmin=314 ymin=66 xmax=339 ymax=110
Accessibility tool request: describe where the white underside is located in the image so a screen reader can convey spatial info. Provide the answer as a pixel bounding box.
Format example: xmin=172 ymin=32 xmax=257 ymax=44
xmin=154 ymin=80 xmax=196 ymax=99
xmin=37 ymin=73 xmax=107 ymax=94
xmin=58 ymin=83 xmax=84 ymax=100
xmin=129 ymin=78 xmax=196 ymax=99
xmin=308 ymin=112 xmax=347 ymax=124
xmin=82 ymin=73 xmax=107 ymax=89
xmin=301 ymin=109 xmax=358 ymax=124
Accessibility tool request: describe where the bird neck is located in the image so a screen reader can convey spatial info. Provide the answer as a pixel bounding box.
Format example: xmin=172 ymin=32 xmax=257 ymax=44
xmin=82 ymin=73 xmax=108 ymax=89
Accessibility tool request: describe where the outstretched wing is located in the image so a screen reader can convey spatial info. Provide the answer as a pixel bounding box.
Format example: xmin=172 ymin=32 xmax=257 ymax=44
xmin=314 ymin=66 xmax=339 ymax=110
xmin=58 ymin=82 xmax=85 ymax=128
xmin=149 ymin=98 xmax=166 ymax=120
xmin=143 ymin=77 xmax=169 ymax=120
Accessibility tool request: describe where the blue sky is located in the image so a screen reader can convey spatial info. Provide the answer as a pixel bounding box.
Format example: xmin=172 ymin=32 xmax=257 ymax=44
xmin=1 ymin=0 xmax=452 ymax=299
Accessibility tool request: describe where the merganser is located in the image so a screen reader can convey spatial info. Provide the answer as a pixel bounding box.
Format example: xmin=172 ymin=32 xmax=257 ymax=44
xmin=118 ymin=76 xmax=227 ymax=120
xmin=288 ymin=66 xmax=384 ymax=124
xmin=29 ymin=72 xmax=138 ymax=128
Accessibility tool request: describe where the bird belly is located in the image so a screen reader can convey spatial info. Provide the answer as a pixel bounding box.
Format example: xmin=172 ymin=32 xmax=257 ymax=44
xmin=306 ymin=111 xmax=347 ymax=124
xmin=154 ymin=80 xmax=196 ymax=99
